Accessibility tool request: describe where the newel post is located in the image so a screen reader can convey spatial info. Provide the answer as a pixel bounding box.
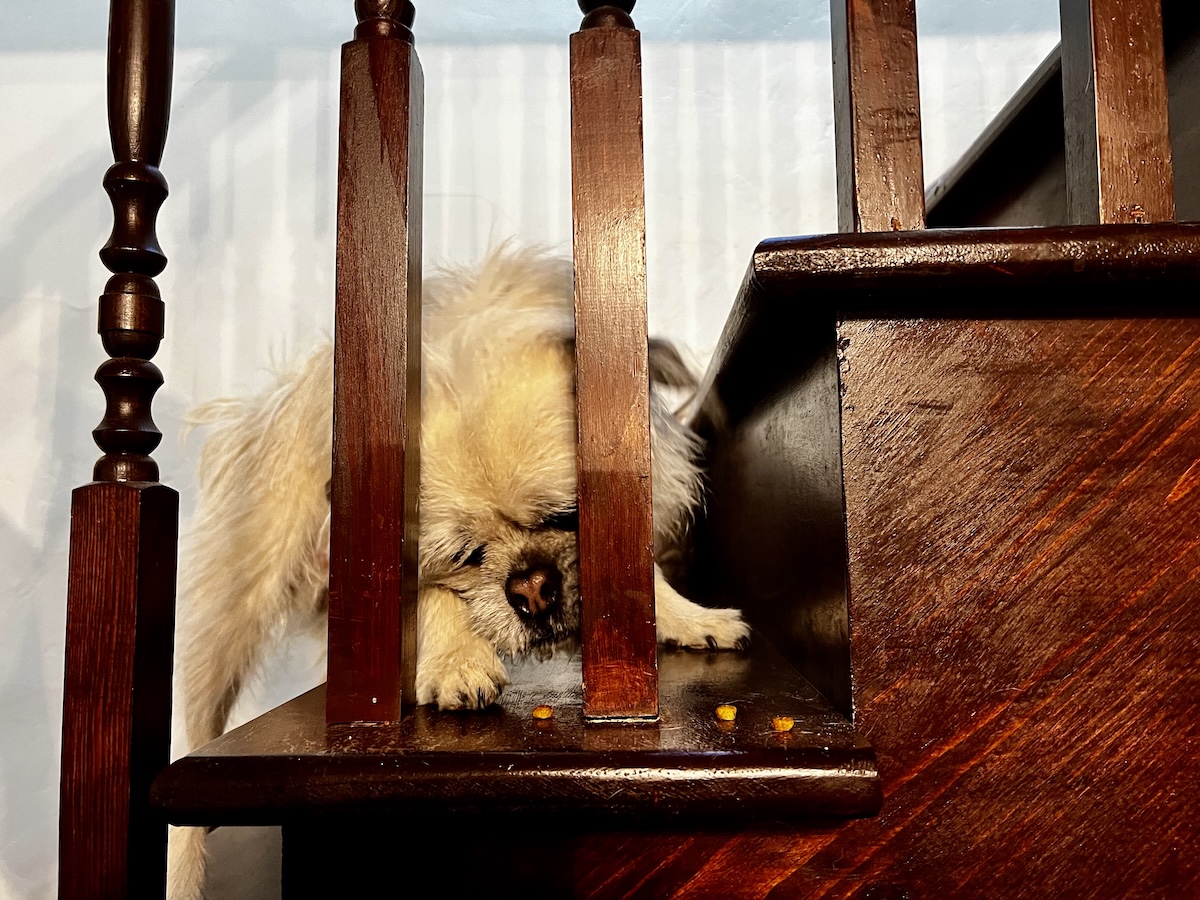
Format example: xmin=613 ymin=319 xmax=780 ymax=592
xmin=59 ymin=1 xmax=179 ymax=897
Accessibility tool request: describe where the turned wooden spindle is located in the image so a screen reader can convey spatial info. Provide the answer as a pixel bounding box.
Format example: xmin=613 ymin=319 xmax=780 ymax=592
xmin=327 ymin=0 xmax=424 ymax=723
xmin=59 ymin=1 xmax=178 ymax=898
xmin=570 ymin=0 xmax=659 ymax=719
xmin=831 ymin=0 xmax=926 ymax=233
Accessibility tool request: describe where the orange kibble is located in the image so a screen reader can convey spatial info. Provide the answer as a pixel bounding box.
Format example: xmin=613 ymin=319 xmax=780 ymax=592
xmin=771 ymin=715 xmax=795 ymax=733
xmin=715 ymin=704 xmax=737 ymax=721
xmin=532 ymin=705 xmax=553 ymax=720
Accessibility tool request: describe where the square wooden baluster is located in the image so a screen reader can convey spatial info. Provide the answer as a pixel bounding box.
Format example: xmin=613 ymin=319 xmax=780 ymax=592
xmin=831 ymin=0 xmax=926 ymax=233
xmin=569 ymin=5 xmax=658 ymax=720
xmin=1060 ymin=0 xmax=1175 ymax=224
xmin=327 ymin=6 xmax=424 ymax=724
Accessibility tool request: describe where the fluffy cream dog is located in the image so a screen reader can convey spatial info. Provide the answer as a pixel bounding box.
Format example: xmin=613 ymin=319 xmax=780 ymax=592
xmin=169 ymin=248 xmax=749 ymax=897
xmin=178 ymin=248 xmax=747 ymax=754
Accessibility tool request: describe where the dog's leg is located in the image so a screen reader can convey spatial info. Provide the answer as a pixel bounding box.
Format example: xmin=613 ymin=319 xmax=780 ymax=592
xmin=654 ymin=565 xmax=750 ymax=650
xmin=416 ymin=586 xmax=510 ymax=709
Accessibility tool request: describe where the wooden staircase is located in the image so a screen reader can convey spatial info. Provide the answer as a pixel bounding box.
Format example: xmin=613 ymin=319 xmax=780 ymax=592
xmin=59 ymin=0 xmax=1200 ymax=896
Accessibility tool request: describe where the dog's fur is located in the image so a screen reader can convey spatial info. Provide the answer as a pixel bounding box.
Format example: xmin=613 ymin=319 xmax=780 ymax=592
xmin=168 ymin=249 xmax=747 ymax=897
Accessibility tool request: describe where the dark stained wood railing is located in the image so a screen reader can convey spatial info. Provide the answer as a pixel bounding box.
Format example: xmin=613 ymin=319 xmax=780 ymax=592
xmin=831 ymin=0 xmax=925 ymax=232
xmin=1060 ymin=0 xmax=1174 ymax=224
xmin=59 ymin=1 xmax=178 ymax=897
xmin=569 ymin=0 xmax=658 ymax=719
xmin=326 ymin=0 xmax=424 ymax=724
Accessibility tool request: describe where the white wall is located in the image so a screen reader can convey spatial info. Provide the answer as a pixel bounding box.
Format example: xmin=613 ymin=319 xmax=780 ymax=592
xmin=0 ymin=1 xmax=1057 ymax=896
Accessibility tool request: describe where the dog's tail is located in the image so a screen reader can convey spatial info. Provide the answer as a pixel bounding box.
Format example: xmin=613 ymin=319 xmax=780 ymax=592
xmin=178 ymin=342 xmax=333 ymax=751
xmin=170 ymin=343 xmax=335 ymax=897
xmin=167 ymin=826 xmax=208 ymax=900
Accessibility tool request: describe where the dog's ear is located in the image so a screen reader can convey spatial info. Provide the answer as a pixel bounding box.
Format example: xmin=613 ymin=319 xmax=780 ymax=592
xmin=648 ymin=338 xmax=698 ymax=391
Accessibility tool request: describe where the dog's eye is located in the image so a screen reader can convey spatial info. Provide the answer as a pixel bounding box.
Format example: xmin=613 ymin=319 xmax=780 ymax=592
xmin=463 ymin=545 xmax=487 ymax=566
xmin=540 ymin=507 xmax=579 ymax=532
xmin=450 ymin=544 xmax=487 ymax=567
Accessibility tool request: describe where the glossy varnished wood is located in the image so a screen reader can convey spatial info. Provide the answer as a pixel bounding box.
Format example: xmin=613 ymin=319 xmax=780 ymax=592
xmin=1060 ymin=0 xmax=1174 ymax=224
xmin=569 ymin=3 xmax=658 ymax=719
xmin=61 ymin=485 xmax=177 ymax=900
xmin=681 ymin=223 xmax=1200 ymax=895
xmin=152 ymin=640 xmax=880 ymax=824
xmin=814 ymin=315 xmax=1200 ymax=894
xmin=59 ymin=2 xmax=178 ymax=897
xmin=326 ymin=0 xmax=423 ymax=724
xmin=831 ymin=0 xmax=925 ymax=232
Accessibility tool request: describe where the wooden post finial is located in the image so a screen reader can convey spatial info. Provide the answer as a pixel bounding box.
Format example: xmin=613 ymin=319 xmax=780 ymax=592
xmin=578 ymin=1 xmax=635 ymax=28
xmin=578 ymin=0 xmax=635 ymax=11
xmin=354 ymin=0 xmax=416 ymax=41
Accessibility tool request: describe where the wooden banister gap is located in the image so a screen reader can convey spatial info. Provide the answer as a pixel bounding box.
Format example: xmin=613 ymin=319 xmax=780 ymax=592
xmin=569 ymin=0 xmax=659 ymax=720
xmin=326 ymin=0 xmax=424 ymax=724
xmin=1060 ymin=0 xmax=1174 ymax=225
xmin=59 ymin=1 xmax=178 ymax=896
xmin=831 ymin=0 xmax=926 ymax=233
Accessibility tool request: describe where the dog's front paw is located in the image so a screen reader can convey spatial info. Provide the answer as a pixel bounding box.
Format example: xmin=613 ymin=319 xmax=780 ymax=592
xmin=654 ymin=567 xmax=752 ymax=651
xmin=416 ymin=646 xmax=510 ymax=711
xmin=659 ymin=604 xmax=751 ymax=651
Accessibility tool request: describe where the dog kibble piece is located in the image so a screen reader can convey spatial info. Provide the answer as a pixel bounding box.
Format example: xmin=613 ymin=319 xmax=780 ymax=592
xmin=532 ymin=705 xmax=553 ymax=720
xmin=771 ymin=715 xmax=795 ymax=732
xmin=715 ymin=704 xmax=737 ymax=721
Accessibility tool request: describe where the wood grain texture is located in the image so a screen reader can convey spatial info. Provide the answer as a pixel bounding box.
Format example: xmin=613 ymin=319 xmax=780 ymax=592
xmin=327 ymin=28 xmax=423 ymax=723
xmin=1062 ymin=0 xmax=1173 ymax=224
xmin=60 ymin=483 xmax=177 ymax=900
xmin=93 ymin=0 xmax=175 ymax=484
xmin=822 ymin=315 xmax=1200 ymax=896
xmin=59 ymin=4 xmax=179 ymax=897
xmin=679 ymin=225 xmax=1200 ymax=896
xmin=153 ymin=641 xmax=879 ymax=825
xmin=569 ymin=11 xmax=658 ymax=719
xmin=831 ymin=0 xmax=925 ymax=233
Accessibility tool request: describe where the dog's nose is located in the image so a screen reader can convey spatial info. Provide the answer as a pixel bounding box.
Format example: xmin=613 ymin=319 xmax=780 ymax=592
xmin=506 ymin=566 xmax=562 ymax=618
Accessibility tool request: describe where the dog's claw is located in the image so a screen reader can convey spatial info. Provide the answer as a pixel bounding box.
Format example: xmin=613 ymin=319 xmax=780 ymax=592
xmin=735 ymin=635 xmax=751 ymax=652
xmin=705 ymin=636 xmax=718 ymax=651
